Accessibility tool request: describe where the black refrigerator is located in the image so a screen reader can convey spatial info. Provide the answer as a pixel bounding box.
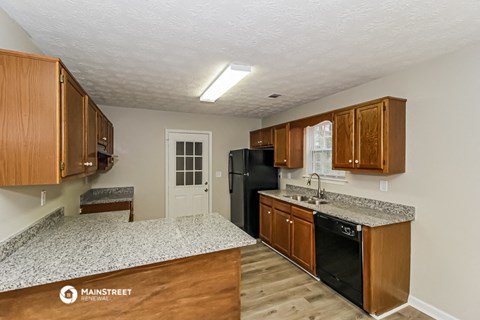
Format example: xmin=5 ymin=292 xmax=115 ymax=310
xmin=229 ymin=149 xmax=278 ymax=238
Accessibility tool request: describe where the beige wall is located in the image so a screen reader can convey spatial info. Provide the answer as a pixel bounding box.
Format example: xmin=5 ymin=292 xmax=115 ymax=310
xmin=263 ymin=43 xmax=480 ymax=320
xmin=0 ymin=8 xmax=91 ymax=242
xmin=91 ymin=106 xmax=260 ymax=221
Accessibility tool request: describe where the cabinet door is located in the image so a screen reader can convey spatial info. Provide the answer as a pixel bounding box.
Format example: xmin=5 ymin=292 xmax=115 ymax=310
xmin=107 ymin=121 xmax=114 ymax=154
xmin=259 ymin=203 xmax=273 ymax=244
xmin=61 ymin=69 xmax=86 ymax=178
xmin=85 ymin=99 xmax=98 ymax=174
xmin=356 ymin=103 xmax=384 ymax=170
xmin=272 ymin=208 xmax=291 ymax=256
xmin=97 ymin=113 xmax=108 ymax=145
xmin=332 ymin=109 xmax=355 ymax=169
xmin=250 ymin=129 xmax=261 ymax=148
xmin=274 ymin=125 xmax=287 ymax=166
xmin=261 ymin=128 xmax=273 ymax=146
xmin=291 ymin=216 xmax=315 ymax=273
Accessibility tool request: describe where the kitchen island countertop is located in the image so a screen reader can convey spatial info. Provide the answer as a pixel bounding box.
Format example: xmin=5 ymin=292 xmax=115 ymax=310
xmin=0 ymin=211 xmax=255 ymax=293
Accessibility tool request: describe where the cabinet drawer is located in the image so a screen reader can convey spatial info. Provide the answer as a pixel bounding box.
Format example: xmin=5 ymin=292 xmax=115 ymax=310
xmin=291 ymin=205 xmax=314 ymax=223
xmin=273 ymin=199 xmax=291 ymax=213
xmin=260 ymin=195 xmax=273 ymax=206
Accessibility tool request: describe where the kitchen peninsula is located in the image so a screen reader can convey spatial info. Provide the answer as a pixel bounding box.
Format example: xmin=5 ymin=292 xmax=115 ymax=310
xmin=0 ymin=210 xmax=255 ymax=319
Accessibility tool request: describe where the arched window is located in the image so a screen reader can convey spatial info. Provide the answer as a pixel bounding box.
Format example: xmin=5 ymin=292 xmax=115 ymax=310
xmin=306 ymin=121 xmax=345 ymax=179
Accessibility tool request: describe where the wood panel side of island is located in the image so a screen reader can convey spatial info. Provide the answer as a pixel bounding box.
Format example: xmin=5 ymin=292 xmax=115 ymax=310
xmin=0 ymin=249 xmax=241 ymax=320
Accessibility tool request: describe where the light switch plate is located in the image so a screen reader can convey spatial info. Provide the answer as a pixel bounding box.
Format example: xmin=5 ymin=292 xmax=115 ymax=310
xmin=215 ymin=171 xmax=222 ymax=178
xmin=380 ymin=180 xmax=388 ymax=192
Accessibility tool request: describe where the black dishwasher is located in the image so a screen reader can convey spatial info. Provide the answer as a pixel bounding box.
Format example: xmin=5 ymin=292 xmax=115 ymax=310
xmin=314 ymin=212 xmax=363 ymax=308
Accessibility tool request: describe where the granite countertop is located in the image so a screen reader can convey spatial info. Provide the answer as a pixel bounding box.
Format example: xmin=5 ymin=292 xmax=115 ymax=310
xmin=80 ymin=186 xmax=134 ymax=205
xmin=259 ymin=189 xmax=414 ymax=227
xmin=0 ymin=212 xmax=256 ymax=293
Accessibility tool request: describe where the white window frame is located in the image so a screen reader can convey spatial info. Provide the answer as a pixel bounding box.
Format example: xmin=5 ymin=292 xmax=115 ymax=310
xmin=303 ymin=121 xmax=347 ymax=184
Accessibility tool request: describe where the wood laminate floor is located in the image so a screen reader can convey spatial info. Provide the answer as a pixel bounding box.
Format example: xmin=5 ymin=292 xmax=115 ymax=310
xmin=240 ymin=244 xmax=433 ymax=320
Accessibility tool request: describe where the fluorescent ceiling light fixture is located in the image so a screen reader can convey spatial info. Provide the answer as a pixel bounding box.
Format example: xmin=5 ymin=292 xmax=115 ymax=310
xmin=200 ymin=63 xmax=251 ymax=102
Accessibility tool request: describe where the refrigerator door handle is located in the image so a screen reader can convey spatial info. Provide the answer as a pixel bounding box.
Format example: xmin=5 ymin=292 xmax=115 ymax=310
xmin=229 ymin=173 xmax=233 ymax=193
xmin=228 ymin=153 xmax=233 ymax=174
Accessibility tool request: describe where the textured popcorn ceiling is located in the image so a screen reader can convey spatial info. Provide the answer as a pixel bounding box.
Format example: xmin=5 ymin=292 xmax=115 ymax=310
xmin=2 ymin=0 xmax=480 ymax=117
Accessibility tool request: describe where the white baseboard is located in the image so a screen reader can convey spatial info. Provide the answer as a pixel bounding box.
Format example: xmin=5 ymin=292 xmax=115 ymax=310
xmin=408 ymin=296 xmax=459 ymax=320
xmin=370 ymin=303 xmax=409 ymax=320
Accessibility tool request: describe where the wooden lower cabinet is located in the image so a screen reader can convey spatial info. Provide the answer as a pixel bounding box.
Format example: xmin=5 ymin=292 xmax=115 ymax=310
xmin=363 ymin=222 xmax=411 ymax=315
xmin=81 ymin=201 xmax=134 ymax=222
xmin=259 ymin=202 xmax=273 ymax=244
xmin=0 ymin=249 xmax=241 ymax=320
xmin=290 ymin=207 xmax=315 ymax=273
xmin=261 ymin=195 xmax=411 ymax=315
xmin=264 ymin=198 xmax=316 ymax=274
xmin=272 ymin=206 xmax=291 ymax=256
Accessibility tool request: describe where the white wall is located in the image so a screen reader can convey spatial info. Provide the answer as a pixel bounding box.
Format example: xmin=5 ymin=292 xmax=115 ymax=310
xmin=263 ymin=43 xmax=480 ymax=320
xmin=0 ymin=7 xmax=91 ymax=242
xmin=91 ymin=106 xmax=260 ymax=221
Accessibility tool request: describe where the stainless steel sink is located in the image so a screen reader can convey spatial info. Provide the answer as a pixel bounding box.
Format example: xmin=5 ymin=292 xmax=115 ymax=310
xmin=283 ymin=194 xmax=309 ymax=201
xmin=283 ymin=194 xmax=328 ymax=205
xmin=304 ymin=198 xmax=329 ymax=205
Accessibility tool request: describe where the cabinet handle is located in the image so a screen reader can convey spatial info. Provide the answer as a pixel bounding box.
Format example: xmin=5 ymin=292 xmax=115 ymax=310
xmin=102 ymin=137 xmax=107 ymax=141
xmin=83 ymin=162 xmax=93 ymax=167
xmin=355 ymin=160 xmax=359 ymax=164
xmin=348 ymin=160 xmax=352 ymax=163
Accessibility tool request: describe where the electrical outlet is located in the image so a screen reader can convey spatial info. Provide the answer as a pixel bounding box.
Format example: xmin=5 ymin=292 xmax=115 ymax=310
xmin=380 ymin=180 xmax=388 ymax=192
xmin=215 ymin=171 xmax=222 ymax=178
xmin=41 ymin=190 xmax=47 ymax=206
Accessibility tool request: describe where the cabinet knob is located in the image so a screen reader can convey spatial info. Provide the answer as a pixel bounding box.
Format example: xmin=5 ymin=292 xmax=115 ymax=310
xmin=355 ymin=160 xmax=359 ymax=164
xmin=102 ymin=137 xmax=107 ymax=141
xmin=83 ymin=162 xmax=93 ymax=167
xmin=290 ymin=220 xmax=293 ymax=224
xmin=267 ymin=211 xmax=271 ymax=214
xmin=286 ymin=219 xmax=289 ymax=222
xmin=348 ymin=160 xmax=352 ymax=163
xmin=283 ymin=159 xmax=287 ymax=162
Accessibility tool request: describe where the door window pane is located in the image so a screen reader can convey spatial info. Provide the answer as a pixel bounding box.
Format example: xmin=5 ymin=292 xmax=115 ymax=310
xmin=176 ymin=172 xmax=184 ymax=186
xmin=185 ymin=172 xmax=194 ymax=185
xmin=186 ymin=157 xmax=193 ymax=170
xmin=176 ymin=157 xmax=184 ymax=170
xmin=195 ymin=142 xmax=202 ymax=155
xmin=195 ymin=172 xmax=202 ymax=185
xmin=195 ymin=157 xmax=202 ymax=170
xmin=176 ymin=142 xmax=184 ymax=155
xmin=186 ymin=142 xmax=194 ymax=155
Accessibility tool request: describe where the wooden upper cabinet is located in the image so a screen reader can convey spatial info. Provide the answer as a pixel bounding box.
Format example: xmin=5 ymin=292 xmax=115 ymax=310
xmin=356 ymin=103 xmax=383 ymax=170
xmin=332 ymin=97 xmax=406 ymax=174
xmin=61 ymin=69 xmax=87 ymax=178
xmin=273 ymin=123 xmax=303 ymax=168
xmin=85 ymin=98 xmax=98 ymax=174
xmin=250 ymin=127 xmax=273 ymax=148
xmin=0 ymin=48 xmax=112 ymax=186
xmin=333 ymin=109 xmax=355 ymax=169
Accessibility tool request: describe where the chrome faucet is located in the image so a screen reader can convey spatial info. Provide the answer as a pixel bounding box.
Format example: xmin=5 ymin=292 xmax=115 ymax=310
xmin=307 ymin=173 xmax=326 ymax=199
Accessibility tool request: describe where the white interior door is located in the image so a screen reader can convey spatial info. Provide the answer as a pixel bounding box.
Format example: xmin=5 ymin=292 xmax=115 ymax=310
xmin=166 ymin=131 xmax=211 ymax=218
